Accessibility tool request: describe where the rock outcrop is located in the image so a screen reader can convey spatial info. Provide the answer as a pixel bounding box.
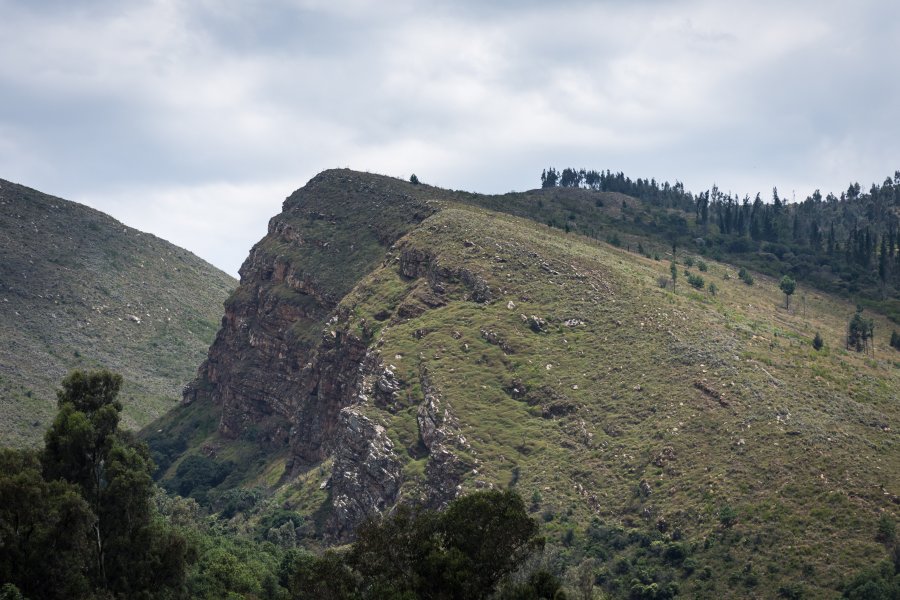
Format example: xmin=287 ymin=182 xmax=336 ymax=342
xmin=328 ymin=406 xmax=403 ymax=540
xmin=184 ymin=170 xmax=438 ymax=453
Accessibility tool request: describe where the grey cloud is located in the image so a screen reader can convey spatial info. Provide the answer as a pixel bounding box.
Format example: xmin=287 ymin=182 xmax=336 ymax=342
xmin=1 ymin=0 xmax=898 ymax=275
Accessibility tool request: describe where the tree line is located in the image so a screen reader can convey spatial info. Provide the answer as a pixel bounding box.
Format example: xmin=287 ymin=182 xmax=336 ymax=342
xmin=539 ymin=167 xmax=900 ymax=321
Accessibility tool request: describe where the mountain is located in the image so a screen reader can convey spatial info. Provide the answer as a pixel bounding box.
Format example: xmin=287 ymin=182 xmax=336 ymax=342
xmin=147 ymin=169 xmax=899 ymax=598
xmin=0 ymin=179 xmax=236 ymax=447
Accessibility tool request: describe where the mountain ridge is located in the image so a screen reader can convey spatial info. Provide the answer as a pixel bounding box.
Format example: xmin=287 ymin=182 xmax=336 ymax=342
xmin=0 ymin=178 xmax=237 ymax=446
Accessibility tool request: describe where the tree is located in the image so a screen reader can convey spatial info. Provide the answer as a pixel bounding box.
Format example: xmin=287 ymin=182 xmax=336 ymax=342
xmin=813 ymin=332 xmax=824 ymax=351
xmin=687 ymin=273 xmax=705 ymax=289
xmin=847 ymin=306 xmax=875 ymax=355
xmin=0 ymin=449 xmax=94 ymax=600
xmin=779 ymin=275 xmax=796 ymax=309
xmin=409 ymin=174 xmax=420 ymax=185
xmin=41 ymin=370 xmax=189 ymax=596
xmin=349 ymin=490 xmax=542 ymax=599
xmin=541 ymin=168 xmax=559 ymax=188
xmin=440 ymin=489 xmax=542 ymax=597
xmin=281 ymin=550 xmax=359 ymax=600
xmin=670 ymin=261 xmax=678 ymax=292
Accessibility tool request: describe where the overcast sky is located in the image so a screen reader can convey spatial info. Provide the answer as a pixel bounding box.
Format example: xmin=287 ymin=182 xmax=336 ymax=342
xmin=2 ymin=0 xmax=899 ymax=276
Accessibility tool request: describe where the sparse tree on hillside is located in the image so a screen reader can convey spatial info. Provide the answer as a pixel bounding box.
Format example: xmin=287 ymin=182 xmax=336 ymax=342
xmin=813 ymin=332 xmax=824 ymax=351
xmin=779 ymin=275 xmax=796 ymax=309
xmin=409 ymin=174 xmax=420 ymax=185
xmin=847 ymin=306 xmax=875 ymax=355
xmin=670 ymin=261 xmax=678 ymax=292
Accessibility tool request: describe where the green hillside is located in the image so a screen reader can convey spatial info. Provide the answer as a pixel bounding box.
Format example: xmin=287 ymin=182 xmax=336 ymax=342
xmin=147 ymin=171 xmax=898 ymax=598
xmin=0 ymin=178 xmax=236 ymax=446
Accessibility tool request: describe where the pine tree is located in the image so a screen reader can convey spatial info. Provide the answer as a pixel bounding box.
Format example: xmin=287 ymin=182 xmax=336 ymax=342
xmin=813 ymin=332 xmax=824 ymax=351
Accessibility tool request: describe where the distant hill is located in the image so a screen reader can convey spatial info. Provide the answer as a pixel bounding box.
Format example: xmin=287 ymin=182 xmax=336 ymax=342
xmin=0 ymin=179 xmax=236 ymax=446
xmin=148 ymin=170 xmax=898 ymax=598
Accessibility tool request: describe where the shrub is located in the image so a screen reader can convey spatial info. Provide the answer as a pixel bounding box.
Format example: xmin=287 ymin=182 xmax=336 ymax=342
xmin=409 ymin=174 xmax=420 ymax=185
xmin=698 ymin=260 xmax=708 ymax=272
xmin=719 ymin=505 xmax=737 ymax=528
xmin=812 ymin=332 xmax=824 ymax=351
xmin=876 ymin=514 xmax=896 ymax=545
xmin=708 ymin=283 xmax=717 ymax=296
xmin=171 ymin=454 xmax=232 ymax=498
xmin=687 ymin=273 xmax=705 ymax=289
xmin=684 ymin=257 xmax=694 ymax=268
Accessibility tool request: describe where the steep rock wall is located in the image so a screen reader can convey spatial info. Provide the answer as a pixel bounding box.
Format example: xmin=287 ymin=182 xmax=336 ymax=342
xmin=183 ymin=170 xmax=439 ymax=451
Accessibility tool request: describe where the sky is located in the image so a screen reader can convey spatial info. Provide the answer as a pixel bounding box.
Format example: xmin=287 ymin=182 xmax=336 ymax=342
xmin=2 ymin=0 xmax=899 ymax=276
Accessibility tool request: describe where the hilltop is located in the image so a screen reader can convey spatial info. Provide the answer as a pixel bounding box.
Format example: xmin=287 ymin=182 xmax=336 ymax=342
xmin=147 ymin=170 xmax=898 ymax=598
xmin=0 ymin=179 xmax=236 ymax=446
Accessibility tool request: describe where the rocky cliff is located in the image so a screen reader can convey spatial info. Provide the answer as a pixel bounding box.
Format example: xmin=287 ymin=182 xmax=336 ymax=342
xmin=182 ymin=170 xmax=440 ymax=459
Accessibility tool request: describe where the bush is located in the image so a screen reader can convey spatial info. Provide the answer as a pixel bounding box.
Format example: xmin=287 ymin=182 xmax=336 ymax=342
xmin=719 ymin=505 xmax=737 ymax=528
xmin=777 ymin=583 xmax=805 ymax=598
xmin=708 ymin=283 xmax=717 ymax=296
xmin=409 ymin=174 xmax=420 ymax=185
xmin=698 ymin=260 xmax=708 ymax=272
xmin=687 ymin=273 xmax=705 ymax=289
xmin=891 ymin=330 xmax=900 ymax=350
xmin=171 ymin=454 xmax=232 ymax=498
xmin=738 ymin=267 xmax=754 ymax=285
xmin=843 ymin=560 xmax=900 ymax=599
xmin=813 ymin=332 xmax=824 ymax=351
xmin=876 ymin=514 xmax=896 ymax=545
xmin=684 ymin=257 xmax=694 ymax=268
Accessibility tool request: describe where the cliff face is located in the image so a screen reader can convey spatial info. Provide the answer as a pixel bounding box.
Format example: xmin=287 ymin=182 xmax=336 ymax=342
xmin=183 ymin=170 xmax=439 ymax=457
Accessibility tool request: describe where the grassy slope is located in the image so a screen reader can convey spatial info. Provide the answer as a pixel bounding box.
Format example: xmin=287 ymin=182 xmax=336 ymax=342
xmin=317 ymin=201 xmax=897 ymax=597
xmin=0 ymin=178 xmax=236 ymax=447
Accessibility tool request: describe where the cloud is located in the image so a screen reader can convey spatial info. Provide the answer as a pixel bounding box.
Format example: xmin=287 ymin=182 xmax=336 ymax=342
xmin=1 ymin=0 xmax=899 ymax=274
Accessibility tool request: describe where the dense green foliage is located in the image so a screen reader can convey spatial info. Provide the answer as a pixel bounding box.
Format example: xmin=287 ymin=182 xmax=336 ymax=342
xmin=1 ymin=370 xmax=190 ymax=599
xmin=347 ymin=489 xmax=542 ymax=599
